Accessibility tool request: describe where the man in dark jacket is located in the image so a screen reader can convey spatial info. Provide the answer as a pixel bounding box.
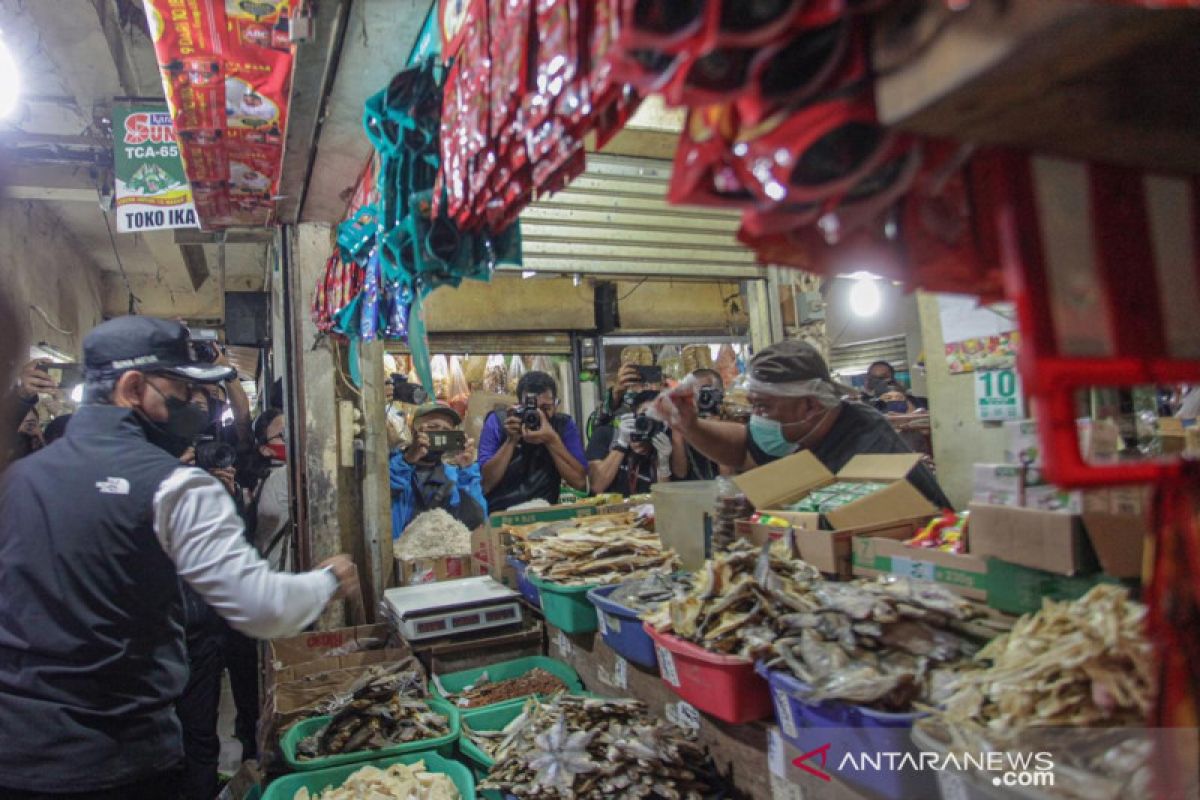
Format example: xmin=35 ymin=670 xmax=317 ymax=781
xmin=0 ymin=316 xmax=358 ymax=799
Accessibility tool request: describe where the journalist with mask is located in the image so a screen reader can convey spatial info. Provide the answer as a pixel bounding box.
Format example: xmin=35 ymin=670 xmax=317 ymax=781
xmin=0 ymin=316 xmax=357 ymax=799
xmin=391 ymin=402 xmax=486 ymax=536
xmin=665 ymin=339 xmax=950 ymax=509
xmin=478 ymin=371 xmax=588 ymax=511
xmin=587 ymin=390 xmax=675 ymax=497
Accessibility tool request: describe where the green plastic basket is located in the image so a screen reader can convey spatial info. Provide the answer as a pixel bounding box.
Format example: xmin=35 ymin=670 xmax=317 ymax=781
xmin=261 ymin=751 xmax=475 ymax=800
xmin=431 ymin=656 xmax=584 ymax=712
xmin=527 ymin=575 xmax=601 ymax=634
xmin=281 ymin=697 xmax=461 ymax=772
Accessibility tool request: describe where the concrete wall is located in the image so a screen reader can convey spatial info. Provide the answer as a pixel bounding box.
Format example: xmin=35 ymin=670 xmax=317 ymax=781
xmin=917 ymin=291 xmax=1006 ymax=508
xmin=0 ymin=198 xmax=104 ymax=357
xmin=421 ymin=275 xmax=746 ymax=333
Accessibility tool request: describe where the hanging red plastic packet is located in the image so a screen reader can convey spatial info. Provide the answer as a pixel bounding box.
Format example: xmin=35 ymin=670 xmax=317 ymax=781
xmin=667 ymin=104 xmax=758 ymax=208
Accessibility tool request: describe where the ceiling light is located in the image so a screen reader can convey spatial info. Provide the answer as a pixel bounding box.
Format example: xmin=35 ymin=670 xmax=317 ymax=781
xmin=0 ymin=31 xmax=19 ymax=120
xmin=848 ymin=274 xmax=882 ymax=318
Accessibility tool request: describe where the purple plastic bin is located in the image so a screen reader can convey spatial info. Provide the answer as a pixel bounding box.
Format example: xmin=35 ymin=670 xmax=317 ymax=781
xmin=506 ymin=555 xmax=541 ymax=609
xmin=756 ymin=661 xmax=936 ymax=800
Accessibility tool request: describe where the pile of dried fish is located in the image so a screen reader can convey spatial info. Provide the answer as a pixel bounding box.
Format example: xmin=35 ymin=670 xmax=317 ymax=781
xmin=293 ymin=760 xmax=460 ymax=800
xmin=761 ymin=575 xmax=986 ymax=711
xmin=607 ymin=572 xmax=694 ymax=614
xmin=643 ymin=538 xmax=820 ymax=656
xmin=462 ymin=718 xmax=508 ymax=760
xmin=524 ymin=524 xmax=677 ymax=586
xmin=479 ymin=695 xmax=724 ymax=798
xmin=916 ymin=586 xmax=1159 ymax=800
xmin=296 ymin=668 xmax=449 ymax=759
xmin=444 ymin=669 xmax=567 ymax=709
xmin=646 ymin=537 xmax=986 ymax=710
xmin=504 ymin=512 xmax=641 ymax=561
xmin=937 ymin=585 xmax=1153 ymax=730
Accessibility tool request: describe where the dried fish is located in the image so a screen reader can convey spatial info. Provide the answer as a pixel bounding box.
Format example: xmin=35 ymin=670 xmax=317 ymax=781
xmin=607 ymin=573 xmax=694 ymax=614
xmin=479 ymin=695 xmax=725 ymax=799
xmin=445 ymin=669 xmax=567 ymax=709
xmin=524 ymin=527 xmax=679 ymax=586
xmin=296 ymin=668 xmax=450 ymax=760
xmin=292 ymin=760 xmax=460 ymax=800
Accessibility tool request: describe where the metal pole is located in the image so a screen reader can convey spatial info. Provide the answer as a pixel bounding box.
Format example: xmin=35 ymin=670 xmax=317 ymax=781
xmin=279 ymin=225 xmax=312 ymax=571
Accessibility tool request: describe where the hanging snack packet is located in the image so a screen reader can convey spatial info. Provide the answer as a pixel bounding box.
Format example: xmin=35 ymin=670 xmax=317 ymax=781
xmin=668 ymin=105 xmax=757 ymax=208
xmin=528 ymin=0 xmax=579 ymax=129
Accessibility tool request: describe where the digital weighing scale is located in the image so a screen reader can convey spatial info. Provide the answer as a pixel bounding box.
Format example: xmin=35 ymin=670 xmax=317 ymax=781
xmin=382 ymin=576 xmax=524 ymax=641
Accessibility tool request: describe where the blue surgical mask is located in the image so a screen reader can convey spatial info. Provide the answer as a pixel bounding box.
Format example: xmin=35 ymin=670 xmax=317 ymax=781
xmin=748 ymin=414 xmax=800 ymax=458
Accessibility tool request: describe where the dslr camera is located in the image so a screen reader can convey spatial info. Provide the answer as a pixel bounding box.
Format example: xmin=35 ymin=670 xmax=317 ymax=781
xmin=519 ymin=394 xmax=541 ymax=431
xmin=631 ymin=414 xmax=665 ymax=444
xmin=391 ymin=376 xmax=429 ymax=405
xmin=194 ymin=435 xmax=237 ymax=470
xmin=697 ymin=386 xmax=724 ymax=416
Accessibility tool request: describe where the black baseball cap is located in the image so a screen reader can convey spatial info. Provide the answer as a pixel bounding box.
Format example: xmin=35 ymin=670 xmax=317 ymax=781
xmin=412 ymin=402 xmax=462 ymax=427
xmin=749 ymin=339 xmax=833 ymax=385
xmin=83 ymin=316 xmax=236 ymax=384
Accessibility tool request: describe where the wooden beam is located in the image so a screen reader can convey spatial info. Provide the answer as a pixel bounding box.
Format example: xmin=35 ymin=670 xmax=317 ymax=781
xmin=874 ymin=1 xmax=1200 ymax=174
xmin=1 ymin=165 xmax=105 ymax=203
xmin=178 ymin=243 xmax=211 ymax=291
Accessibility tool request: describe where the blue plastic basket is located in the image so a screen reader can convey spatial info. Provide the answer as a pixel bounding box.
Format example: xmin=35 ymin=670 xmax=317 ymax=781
xmin=756 ymin=661 xmax=936 ymax=800
xmin=586 ymin=585 xmax=658 ymax=670
xmin=506 ymin=556 xmax=541 ymax=608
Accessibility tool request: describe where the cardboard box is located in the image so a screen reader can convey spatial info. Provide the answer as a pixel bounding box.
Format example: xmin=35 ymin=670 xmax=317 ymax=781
xmin=733 ymin=451 xmax=937 ymax=531
xmin=1023 ymin=485 xmax=1084 ymax=513
xmin=1159 ymin=416 xmax=1187 ymax=455
xmin=738 ymin=514 xmax=931 ymax=577
xmin=487 ymin=499 xmax=641 ymax=528
xmin=1080 ymin=487 xmax=1150 ymax=579
xmin=395 ymin=554 xmax=474 ymax=586
xmin=1004 ymin=419 xmax=1041 ymax=465
xmin=972 ymin=463 xmax=1025 ymax=507
xmin=267 ymin=623 xmax=398 ymax=674
xmin=853 ymin=534 xmax=988 ymax=600
xmin=985 ymin=558 xmax=1123 ymax=616
xmin=967 ymin=503 xmax=1097 ymax=576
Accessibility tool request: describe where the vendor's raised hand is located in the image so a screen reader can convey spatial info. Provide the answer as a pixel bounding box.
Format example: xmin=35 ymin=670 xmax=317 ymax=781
xmin=662 ymin=389 xmax=698 ymax=432
xmin=522 ymin=409 xmax=559 ymax=446
xmin=18 ymin=359 xmax=57 ymax=400
xmin=451 ymin=436 xmax=477 ymax=468
xmin=616 ymin=363 xmax=642 ymax=392
xmin=404 ymin=431 xmax=430 ymax=464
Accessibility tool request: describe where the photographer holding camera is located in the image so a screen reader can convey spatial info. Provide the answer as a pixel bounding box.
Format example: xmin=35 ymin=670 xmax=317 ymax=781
xmin=587 ymin=390 xmax=674 ymax=497
xmin=678 ymin=368 xmax=730 ymax=481
xmin=390 ymin=402 xmax=486 ymax=536
xmin=479 ymin=371 xmax=587 ymax=511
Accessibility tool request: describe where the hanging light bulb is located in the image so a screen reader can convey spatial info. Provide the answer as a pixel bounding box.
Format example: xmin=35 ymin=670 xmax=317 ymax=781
xmin=0 ymin=31 xmax=19 ymax=120
xmin=848 ymin=273 xmax=882 ymax=318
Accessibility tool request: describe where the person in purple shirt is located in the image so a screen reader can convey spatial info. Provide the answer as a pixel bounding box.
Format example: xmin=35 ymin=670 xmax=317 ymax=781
xmin=478 ymin=371 xmax=587 ymax=511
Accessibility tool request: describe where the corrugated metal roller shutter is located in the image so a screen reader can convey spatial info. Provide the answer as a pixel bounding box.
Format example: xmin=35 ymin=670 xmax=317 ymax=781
xmin=513 ymin=153 xmax=766 ymax=280
xmin=829 ymin=335 xmax=909 ymax=375
xmin=386 ymin=332 xmax=573 ymax=355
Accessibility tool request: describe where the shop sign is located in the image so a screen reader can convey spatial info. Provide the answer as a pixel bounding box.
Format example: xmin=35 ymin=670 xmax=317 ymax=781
xmin=975 ymin=368 xmax=1025 ymax=422
xmin=113 ymin=104 xmax=198 ymax=233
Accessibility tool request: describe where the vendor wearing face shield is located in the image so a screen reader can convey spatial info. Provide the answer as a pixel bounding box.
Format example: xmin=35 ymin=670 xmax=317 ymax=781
xmin=664 ymin=339 xmax=951 ymax=509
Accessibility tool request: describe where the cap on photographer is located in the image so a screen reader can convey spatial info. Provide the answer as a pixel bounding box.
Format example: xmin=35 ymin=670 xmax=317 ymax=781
xmin=587 ymin=390 xmax=675 ymax=497
xmin=478 ymin=370 xmax=587 ymax=511
xmin=664 ymin=339 xmax=950 ymax=509
xmin=0 ymin=316 xmax=358 ymax=798
xmin=390 ymin=402 xmax=486 ymax=537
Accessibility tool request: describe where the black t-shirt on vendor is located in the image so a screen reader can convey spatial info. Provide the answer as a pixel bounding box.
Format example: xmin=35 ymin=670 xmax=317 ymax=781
xmin=586 ymin=425 xmax=658 ymax=497
xmin=745 ymin=400 xmax=952 ymax=510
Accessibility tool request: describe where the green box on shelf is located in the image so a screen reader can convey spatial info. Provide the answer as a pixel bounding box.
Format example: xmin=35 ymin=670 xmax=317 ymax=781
xmin=985 ymin=558 xmax=1124 ymax=616
xmin=431 ymin=655 xmax=583 ymax=712
xmin=261 ymin=751 xmax=474 ymax=800
xmin=528 ymin=575 xmax=601 ymax=634
xmin=280 ymin=697 xmax=461 ymax=772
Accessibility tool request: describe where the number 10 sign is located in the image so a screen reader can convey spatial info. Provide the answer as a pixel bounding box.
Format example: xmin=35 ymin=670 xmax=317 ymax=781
xmin=975 ymin=368 xmax=1025 ymax=422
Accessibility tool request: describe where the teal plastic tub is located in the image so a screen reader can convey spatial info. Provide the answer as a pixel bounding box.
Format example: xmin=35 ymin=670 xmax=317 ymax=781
xmin=281 ymin=697 xmax=461 ymax=772
xmin=431 ymin=656 xmax=583 ymax=711
xmin=528 ymin=575 xmax=601 ymax=633
xmin=261 ymin=751 xmax=474 ymax=799
xmin=458 ymin=702 xmax=526 ymax=778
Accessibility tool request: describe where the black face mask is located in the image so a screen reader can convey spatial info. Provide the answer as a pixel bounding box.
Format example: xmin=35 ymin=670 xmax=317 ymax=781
xmin=865 ymin=375 xmax=891 ymax=395
xmin=141 ymin=380 xmax=211 ymax=457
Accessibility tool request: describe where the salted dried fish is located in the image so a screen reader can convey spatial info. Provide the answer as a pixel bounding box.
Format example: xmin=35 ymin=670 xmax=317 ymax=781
xmin=524 ymin=527 xmax=679 ymax=586
xmin=292 ymin=760 xmax=460 ymax=800
xmin=608 ymin=573 xmax=694 ymax=614
xmin=445 ymin=669 xmax=567 ymax=709
xmin=479 ymin=695 xmax=725 ymax=799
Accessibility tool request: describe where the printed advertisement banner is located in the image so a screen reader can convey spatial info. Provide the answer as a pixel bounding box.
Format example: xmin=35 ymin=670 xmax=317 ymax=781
xmin=113 ymin=103 xmax=198 ymax=233
xmin=142 ymin=0 xmax=298 ymax=230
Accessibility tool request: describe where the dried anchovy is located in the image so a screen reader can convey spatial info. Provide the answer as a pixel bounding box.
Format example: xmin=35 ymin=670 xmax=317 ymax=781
xmin=448 ymin=669 xmax=567 ymax=708
xmin=479 ymin=695 xmax=725 ymax=799
xmin=396 ymin=509 xmax=473 ymax=559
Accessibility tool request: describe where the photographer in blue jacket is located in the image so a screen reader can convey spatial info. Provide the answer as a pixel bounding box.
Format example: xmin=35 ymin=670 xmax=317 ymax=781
xmin=390 ymin=402 xmax=487 ymax=538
